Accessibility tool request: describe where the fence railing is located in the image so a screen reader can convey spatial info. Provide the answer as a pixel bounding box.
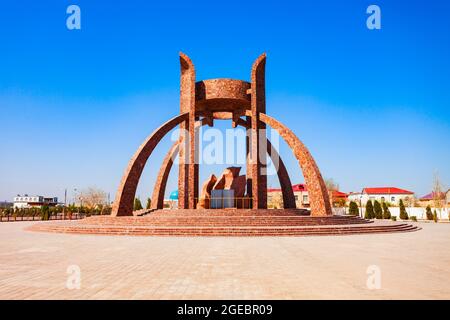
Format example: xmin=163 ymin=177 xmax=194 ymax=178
xmin=196 ymin=197 xmax=253 ymax=209
xmin=0 ymin=213 xmax=86 ymax=222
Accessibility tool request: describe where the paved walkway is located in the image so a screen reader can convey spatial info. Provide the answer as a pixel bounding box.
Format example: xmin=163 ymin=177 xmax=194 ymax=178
xmin=0 ymin=221 xmax=449 ymax=299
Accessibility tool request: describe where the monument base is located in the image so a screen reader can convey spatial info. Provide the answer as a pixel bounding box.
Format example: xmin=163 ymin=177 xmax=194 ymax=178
xmin=27 ymin=209 xmax=419 ymax=237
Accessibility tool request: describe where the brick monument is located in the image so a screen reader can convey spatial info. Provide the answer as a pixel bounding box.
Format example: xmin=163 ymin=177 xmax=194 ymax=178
xmin=111 ymin=53 xmax=332 ymax=217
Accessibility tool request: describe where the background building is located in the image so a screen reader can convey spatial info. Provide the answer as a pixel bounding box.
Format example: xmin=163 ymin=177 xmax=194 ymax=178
xmin=419 ymin=191 xmax=446 ymax=207
xmin=359 ymin=187 xmax=414 ymax=205
xmin=13 ymin=195 xmax=59 ymax=209
xmin=268 ymin=184 xmax=348 ymax=208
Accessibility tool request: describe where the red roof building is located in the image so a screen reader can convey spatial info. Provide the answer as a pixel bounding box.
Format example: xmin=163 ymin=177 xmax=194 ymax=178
xmin=362 ymin=187 xmax=414 ymax=195
xmin=268 ymin=183 xmax=348 ymax=208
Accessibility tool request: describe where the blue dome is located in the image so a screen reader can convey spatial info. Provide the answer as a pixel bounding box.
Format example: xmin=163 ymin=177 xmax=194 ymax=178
xmin=169 ymin=190 xmax=178 ymax=200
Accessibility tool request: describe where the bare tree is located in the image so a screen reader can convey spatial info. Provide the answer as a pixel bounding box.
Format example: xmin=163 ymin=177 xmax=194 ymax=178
xmin=269 ymin=192 xmax=284 ymax=209
xmin=403 ymin=195 xmax=417 ymax=208
xmin=79 ymin=187 xmax=107 ymax=209
xmin=325 ymin=178 xmax=339 ymax=191
xmin=432 ymin=172 xmax=444 ymax=218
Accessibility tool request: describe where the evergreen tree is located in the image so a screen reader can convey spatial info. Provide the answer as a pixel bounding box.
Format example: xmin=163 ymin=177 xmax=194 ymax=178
xmin=399 ymin=199 xmax=408 ymax=220
xmin=374 ymin=200 xmax=383 ymax=219
xmin=425 ymin=205 xmax=433 ymax=220
xmin=348 ymin=201 xmax=359 ymax=216
xmin=382 ymin=202 xmax=391 ymax=219
xmin=41 ymin=205 xmax=50 ymax=221
xmin=433 ymin=210 xmax=438 ymax=223
xmin=134 ymin=197 xmax=143 ymax=211
xmin=365 ymin=200 xmax=374 ymax=219
xmin=146 ymin=197 xmax=152 ymax=210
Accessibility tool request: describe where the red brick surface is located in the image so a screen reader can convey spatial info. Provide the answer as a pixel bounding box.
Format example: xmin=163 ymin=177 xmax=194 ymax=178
xmin=28 ymin=211 xmax=419 ymax=237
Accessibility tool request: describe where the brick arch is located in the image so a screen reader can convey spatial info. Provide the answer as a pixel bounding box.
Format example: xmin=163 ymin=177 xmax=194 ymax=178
xmin=111 ymin=113 xmax=189 ymax=217
xmin=246 ymin=111 xmax=332 ymax=216
xmin=150 ymin=121 xmax=296 ymax=209
xmin=151 ymin=142 xmax=179 ymax=210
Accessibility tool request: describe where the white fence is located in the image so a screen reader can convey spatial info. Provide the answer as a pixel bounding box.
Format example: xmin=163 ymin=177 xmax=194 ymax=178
xmin=350 ymin=207 xmax=450 ymax=220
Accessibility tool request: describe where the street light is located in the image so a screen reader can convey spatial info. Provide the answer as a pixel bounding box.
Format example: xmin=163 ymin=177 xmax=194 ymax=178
xmin=79 ymin=197 xmax=83 ymax=214
xmin=359 ymin=195 xmax=363 ymax=218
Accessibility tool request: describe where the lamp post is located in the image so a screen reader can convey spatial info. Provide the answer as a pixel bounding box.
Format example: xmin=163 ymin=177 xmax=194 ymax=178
xmin=63 ymin=188 xmax=67 ymax=219
xmin=79 ymin=197 xmax=83 ymax=214
xmin=359 ymin=195 xmax=363 ymax=218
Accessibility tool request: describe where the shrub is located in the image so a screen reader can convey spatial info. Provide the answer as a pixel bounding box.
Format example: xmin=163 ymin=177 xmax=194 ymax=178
xmin=391 ymin=216 xmax=397 ymax=221
xmin=425 ymin=205 xmax=433 ymax=220
xmin=374 ymin=200 xmax=383 ymax=219
xmin=410 ymin=216 xmax=417 ymax=222
xmin=433 ymin=210 xmax=438 ymax=223
xmin=134 ymin=198 xmax=143 ymax=211
xmin=146 ymin=198 xmax=152 ymax=210
xmin=399 ymin=199 xmax=408 ymax=220
xmin=365 ymin=200 xmax=374 ymax=219
xmin=348 ymin=201 xmax=359 ymax=216
xmin=382 ymin=202 xmax=391 ymax=219
xmin=41 ymin=205 xmax=50 ymax=221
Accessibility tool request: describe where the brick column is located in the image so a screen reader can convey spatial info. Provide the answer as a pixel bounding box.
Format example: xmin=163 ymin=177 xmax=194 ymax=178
xmin=179 ymin=53 xmax=197 ymax=209
xmin=248 ymin=53 xmax=267 ymax=209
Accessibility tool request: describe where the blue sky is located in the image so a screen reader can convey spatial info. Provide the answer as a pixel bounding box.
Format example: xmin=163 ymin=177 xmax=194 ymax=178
xmin=1 ymin=0 xmax=449 ymax=203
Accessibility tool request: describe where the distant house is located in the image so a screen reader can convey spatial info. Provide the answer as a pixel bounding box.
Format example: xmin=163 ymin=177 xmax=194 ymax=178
xmin=267 ymin=183 xmax=347 ymax=208
xmin=419 ymin=191 xmax=446 ymax=207
xmin=348 ymin=192 xmax=362 ymax=203
xmin=13 ymin=194 xmax=59 ymax=209
xmin=358 ymin=187 xmax=414 ymax=205
xmin=330 ymin=190 xmax=349 ymax=207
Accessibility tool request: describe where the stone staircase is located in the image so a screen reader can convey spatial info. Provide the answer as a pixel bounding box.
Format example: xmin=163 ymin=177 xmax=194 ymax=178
xmin=27 ymin=209 xmax=420 ymax=237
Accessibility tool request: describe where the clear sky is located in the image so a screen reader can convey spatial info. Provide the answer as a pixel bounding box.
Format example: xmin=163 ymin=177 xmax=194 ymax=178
xmin=1 ymin=0 xmax=449 ymax=203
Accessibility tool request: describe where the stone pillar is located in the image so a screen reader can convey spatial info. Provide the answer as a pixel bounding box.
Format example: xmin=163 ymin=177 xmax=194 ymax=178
xmin=179 ymin=53 xmax=198 ymax=209
xmin=248 ymin=53 xmax=267 ymax=209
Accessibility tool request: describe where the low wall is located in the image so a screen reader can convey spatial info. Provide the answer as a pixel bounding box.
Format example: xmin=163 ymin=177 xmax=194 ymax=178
xmin=350 ymin=207 xmax=450 ymax=220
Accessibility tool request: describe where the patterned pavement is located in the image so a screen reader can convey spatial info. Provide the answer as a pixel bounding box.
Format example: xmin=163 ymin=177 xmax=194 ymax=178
xmin=0 ymin=221 xmax=449 ymax=299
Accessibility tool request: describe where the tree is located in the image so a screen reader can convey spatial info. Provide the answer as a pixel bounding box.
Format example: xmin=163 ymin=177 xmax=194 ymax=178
xmin=41 ymin=205 xmax=50 ymax=221
xmin=324 ymin=178 xmax=339 ymax=191
xmin=432 ymin=172 xmax=445 ymax=219
xmin=399 ymin=199 xmax=408 ymax=220
xmin=78 ymin=187 xmax=107 ymax=209
xmin=433 ymin=210 xmax=438 ymax=223
xmin=146 ymin=197 xmax=152 ymax=210
xmin=365 ymin=200 xmax=374 ymax=219
xmin=403 ymin=196 xmax=416 ymax=208
xmin=134 ymin=197 xmax=143 ymax=211
xmin=374 ymin=200 xmax=383 ymax=219
xmin=269 ymin=192 xmax=284 ymax=209
xmin=382 ymin=202 xmax=391 ymax=219
xmin=426 ymin=205 xmax=433 ymax=220
xmin=348 ymin=201 xmax=359 ymax=216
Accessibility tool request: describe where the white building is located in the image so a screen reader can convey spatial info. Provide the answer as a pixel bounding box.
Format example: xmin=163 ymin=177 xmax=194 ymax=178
xmin=268 ymin=184 xmax=310 ymax=208
xmin=13 ymin=194 xmax=59 ymax=209
xmin=349 ymin=187 xmax=414 ymax=206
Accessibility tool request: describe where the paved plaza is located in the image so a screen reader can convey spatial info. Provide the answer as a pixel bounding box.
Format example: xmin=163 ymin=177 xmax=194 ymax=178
xmin=0 ymin=221 xmax=449 ymax=299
